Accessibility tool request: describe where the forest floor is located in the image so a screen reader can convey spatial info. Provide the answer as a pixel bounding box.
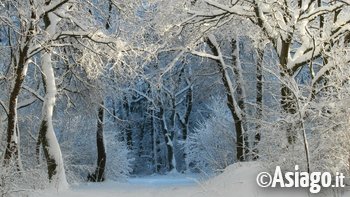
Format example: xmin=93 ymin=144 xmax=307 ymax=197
xmin=33 ymin=162 xmax=350 ymax=197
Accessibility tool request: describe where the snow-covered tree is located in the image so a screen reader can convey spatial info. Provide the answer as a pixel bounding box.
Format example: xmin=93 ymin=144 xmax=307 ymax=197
xmin=1 ymin=0 xmax=143 ymax=189
xmin=186 ymin=98 xmax=235 ymax=173
xmin=184 ymin=0 xmax=350 ymax=145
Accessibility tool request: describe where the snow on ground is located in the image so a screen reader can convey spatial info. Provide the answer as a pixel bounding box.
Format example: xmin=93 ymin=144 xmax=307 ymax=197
xmin=32 ymin=162 xmax=350 ymax=197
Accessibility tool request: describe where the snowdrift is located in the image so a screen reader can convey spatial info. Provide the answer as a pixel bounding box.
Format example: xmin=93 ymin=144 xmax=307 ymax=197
xmin=202 ymin=162 xmax=348 ymax=197
xmin=33 ymin=162 xmax=349 ymax=197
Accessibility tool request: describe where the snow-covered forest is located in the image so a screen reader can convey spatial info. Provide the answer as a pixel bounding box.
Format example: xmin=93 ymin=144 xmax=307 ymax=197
xmin=0 ymin=0 xmax=350 ymax=196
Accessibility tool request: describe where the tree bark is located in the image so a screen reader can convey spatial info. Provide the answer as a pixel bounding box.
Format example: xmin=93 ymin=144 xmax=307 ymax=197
xmin=123 ymin=96 xmax=133 ymax=149
xmin=151 ymin=109 xmax=158 ymax=173
xmin=4 ymin=58 xmax=28 ymax=167
xmin=277 ymin=35 xmax=298 ymax=144
xmin=38 ymin=50 xmax=68 ymax=187
xmin=178 ymin=77 xmax=193 ymax=142
xmin=159 ymin=99 xmax=175 ymax=171
xmin=253 ymin=48 xmax=264 ymax=160
xmin=254 ymin=2 xmax=297 ymax=145
xmin=206 ymin=37 xmax=246 ymax=161
xmin=3 ymin=18 xmax=32 ymax=166
xmin=88 ymin=103 xmax=106 ymax=182
xmin=169 ymin=95 xmax=177 ymax=171
xmin=37 ymin=11 xmax=68 ymax=188
xmin=232 ymin=39 xmax=249 ymax=159
xmin=176 ymin=83 xmax=192 ymax=172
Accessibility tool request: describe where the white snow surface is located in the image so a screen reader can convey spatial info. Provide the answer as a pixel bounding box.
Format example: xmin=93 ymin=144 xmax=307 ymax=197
xmin=32 ymin=162 xmax=350 ymax=197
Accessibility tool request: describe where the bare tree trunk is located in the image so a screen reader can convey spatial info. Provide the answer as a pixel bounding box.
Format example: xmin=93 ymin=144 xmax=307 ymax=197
xmin=88 ymin=103 xmax=106 ymax=182
xmin=159 ymin=97 xmax=176 ymax=171
xmin=15 ymin=123 xmax=23 ymax=171
xmin=38 ymin=50 xmax=68 ymax=187
xmin=206 ymin=36 xmax=246 ymax=161
xmin=36 ymin=10 xmax=68 ymax=188
xmin=278 ymin=36 xmax=298 ymax=144
xmin=232 ymin=39 xmax=249 ymax=159
xmin=123 ymin=97 xmax=133 ymax=149
xmin=253 ymin=3 xmax=297 ymax=145
xmin=4 ymin=0 xmax=37 ymax=167
xmin=178 ymin=66 xmax=193 ymax=143
xmin=177 ymin=76 xmax=193 ymax=170
xmin=3 ymin=22 xmax=32 ymax=166
xmin=4 ymin=59 xmax=28 ymax=167
xmin=169 ymin=95 xmax=177 ymax=171
xmin=253 ymin=48 xmax=264 ymax=160
xmin=151 ymin=109 xmax=158 ymax=173
xmin=150 ymin=87 xmax=160 ymax=173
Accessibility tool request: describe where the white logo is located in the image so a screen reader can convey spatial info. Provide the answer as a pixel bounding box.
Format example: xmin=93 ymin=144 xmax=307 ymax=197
xmin=256 ymin=165 xmax=345 ymax=193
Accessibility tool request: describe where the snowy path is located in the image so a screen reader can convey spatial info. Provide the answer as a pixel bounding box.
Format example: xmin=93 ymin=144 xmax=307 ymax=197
xmin=35 ymin=174 xmax=204 ymax=197
xmin=126 ymin=175 xmax=199 ymax=186
xmin=33 ymin=163 xmax=350 ymax=197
